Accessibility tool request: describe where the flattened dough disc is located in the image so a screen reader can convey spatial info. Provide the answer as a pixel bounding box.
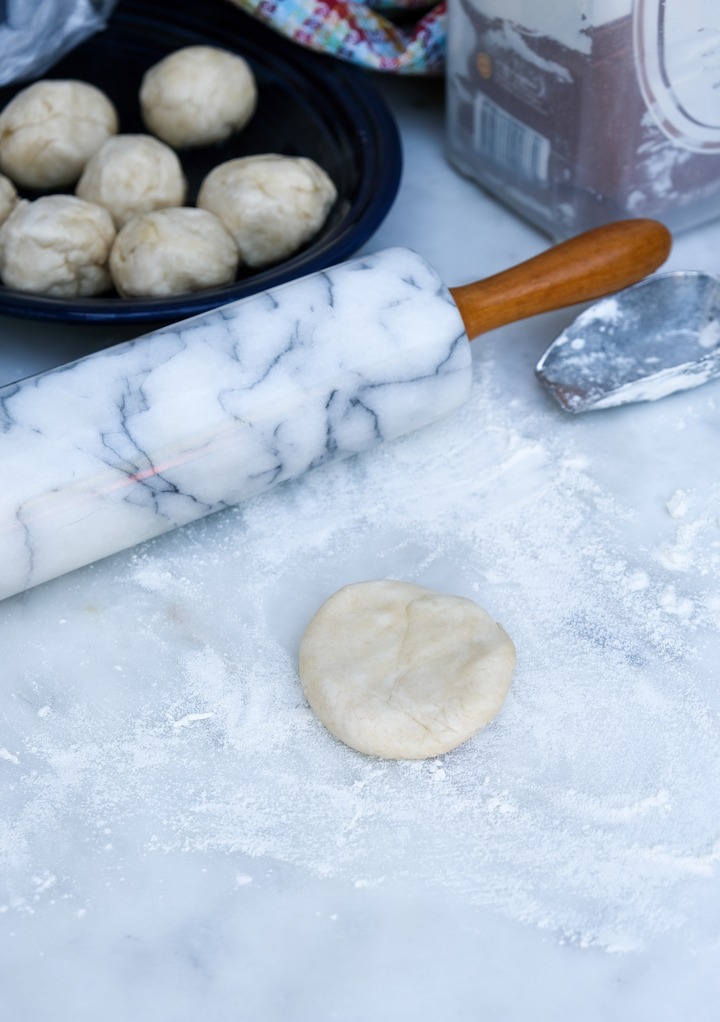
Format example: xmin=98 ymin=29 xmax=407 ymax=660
xmin=298 ymin=580 xmax=516 ymax=760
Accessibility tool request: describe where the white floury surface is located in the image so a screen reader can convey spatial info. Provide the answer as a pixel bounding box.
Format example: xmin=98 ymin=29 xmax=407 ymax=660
xmin=2 ymin=75 xmax=720 ymax=1021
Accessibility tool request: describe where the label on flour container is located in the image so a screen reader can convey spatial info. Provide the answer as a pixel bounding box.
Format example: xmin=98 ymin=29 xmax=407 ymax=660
xmin=473 ymin=95 xmax=550 ymax=183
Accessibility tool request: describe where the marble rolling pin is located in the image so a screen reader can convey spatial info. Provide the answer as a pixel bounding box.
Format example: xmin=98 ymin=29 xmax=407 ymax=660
xmin=0 ymin=219 xmax=670 ymax=600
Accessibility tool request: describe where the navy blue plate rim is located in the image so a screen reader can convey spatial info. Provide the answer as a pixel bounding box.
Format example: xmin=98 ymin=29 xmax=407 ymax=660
xmin=0 ymin=0 xmax=402 ymax=324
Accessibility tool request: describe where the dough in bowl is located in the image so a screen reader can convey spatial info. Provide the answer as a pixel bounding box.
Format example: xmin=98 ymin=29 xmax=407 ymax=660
xmin=0 ymin=195 xmax=115 ymax=296
xmin=197 ymin=154 xmax=337 ymax=267
xmin=298 ymin=580 xmax=516 ymax=760
xmin=0 ymin=79 xmax=118 ymax=189
xmin=140 ymin=45 xmax=257 ymax=149
xmin=109 ymin=206 xmax=239 ymax=297
xmin=76 ymin=134 xmax=187 ymax=228
xmin=0 ymin=173 xmax=17 ymax=228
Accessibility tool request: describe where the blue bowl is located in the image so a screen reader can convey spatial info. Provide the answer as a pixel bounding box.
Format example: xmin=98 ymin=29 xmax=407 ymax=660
xmin=0 ymin=0 xmax=402 ymax=323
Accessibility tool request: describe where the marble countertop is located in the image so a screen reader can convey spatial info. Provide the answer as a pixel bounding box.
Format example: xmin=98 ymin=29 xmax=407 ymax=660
xmin=3 ymin=71 xmax=720 ymax=1021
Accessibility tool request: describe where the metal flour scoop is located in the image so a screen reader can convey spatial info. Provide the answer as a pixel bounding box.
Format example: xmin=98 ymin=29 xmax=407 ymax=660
xmin=535 ymin=269 xmax=720 ymax=413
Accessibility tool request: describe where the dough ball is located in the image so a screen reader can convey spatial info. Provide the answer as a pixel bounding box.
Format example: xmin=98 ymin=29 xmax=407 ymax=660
xmin=0 ymin=173 xmax=17 ymax=227
xmin=299 ymin=580 xmax=516 ymax=760
xmin=109 ymin=206 xmax=239 ymax=298
xmin=76 ymin=134 xmax=187 ymax=228
xmin=0 ymin=79 xmax=118 ymax=189
xmin=139 ymin=45 xmax=257 ymax=149
xmin=0 ymin=194 xmax=115 ymax=297
xmin=197 ymin=154 xmax=337 ymax=268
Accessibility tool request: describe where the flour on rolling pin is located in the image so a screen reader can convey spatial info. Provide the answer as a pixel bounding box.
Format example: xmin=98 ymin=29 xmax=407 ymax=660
xmin=0 ymin=219 xmax=672 ymax=600
xmin=0 ymin=248 xmax=471 ymax=601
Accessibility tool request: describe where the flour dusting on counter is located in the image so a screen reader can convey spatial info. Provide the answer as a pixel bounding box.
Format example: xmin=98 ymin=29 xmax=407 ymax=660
xmin=1 ymin=347 xmax=720 ymax=956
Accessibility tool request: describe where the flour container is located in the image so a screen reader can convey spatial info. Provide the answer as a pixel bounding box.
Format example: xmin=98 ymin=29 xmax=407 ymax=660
xmin=446 ymin=0 xmax=720 ymax=239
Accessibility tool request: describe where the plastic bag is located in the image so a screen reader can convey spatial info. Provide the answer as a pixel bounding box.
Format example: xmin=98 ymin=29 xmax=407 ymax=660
xmin=0 ymin=0 xmax=118 ymax=86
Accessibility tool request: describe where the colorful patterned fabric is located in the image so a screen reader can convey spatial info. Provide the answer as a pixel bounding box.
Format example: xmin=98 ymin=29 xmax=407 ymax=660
xmin=224 ymin=0 xmax=446 ymax=74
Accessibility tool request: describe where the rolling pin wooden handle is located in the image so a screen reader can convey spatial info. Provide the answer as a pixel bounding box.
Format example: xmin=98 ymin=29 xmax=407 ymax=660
xmin=449 ymin=218 xmax=672 ymax=340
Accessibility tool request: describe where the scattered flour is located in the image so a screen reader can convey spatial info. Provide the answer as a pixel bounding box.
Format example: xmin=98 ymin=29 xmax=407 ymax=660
xmin=666 ymin=489 xmax=689 ymax=518
xmin=576 ymin=296 xmax=622 ymax=327
xmin=698 ymin=320 xmax=720 ymax=350
xmin=1 ymin=350 xmax=720 ymax=956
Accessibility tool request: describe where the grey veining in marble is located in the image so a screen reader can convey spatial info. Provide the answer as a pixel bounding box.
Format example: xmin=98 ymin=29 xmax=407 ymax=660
xmin=0 ymin=247 xmax=470 ymax=601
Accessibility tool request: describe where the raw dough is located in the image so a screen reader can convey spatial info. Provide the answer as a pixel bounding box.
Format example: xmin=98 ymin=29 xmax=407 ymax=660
xmin=0 ymin=173 xmax=17 ymax=227
xmin=298 ymin=580 xmax=516 ymax=760
xmin=0 ymin=79 xmax=118 ymax=189
xmin=109 ymin=206 xmax=239 ymax=298
xmin=0 ymin=194 xmax=115 ymax=296
xmin=139 ymin=45 xmax=257 ymax=149
xmin=76 ymin=134 xmax=187 ymax=228
xmin=197 ymin=154 xmax=337 ymax=267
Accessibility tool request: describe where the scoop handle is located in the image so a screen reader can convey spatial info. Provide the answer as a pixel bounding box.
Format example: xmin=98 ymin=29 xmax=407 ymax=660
xmin=449 ymin=218 xmax=672 ymax=339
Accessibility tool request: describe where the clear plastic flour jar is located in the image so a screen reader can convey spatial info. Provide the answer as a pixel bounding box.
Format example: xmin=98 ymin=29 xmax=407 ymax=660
xmin=446 ymin=0 xmax=720 ymax=239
